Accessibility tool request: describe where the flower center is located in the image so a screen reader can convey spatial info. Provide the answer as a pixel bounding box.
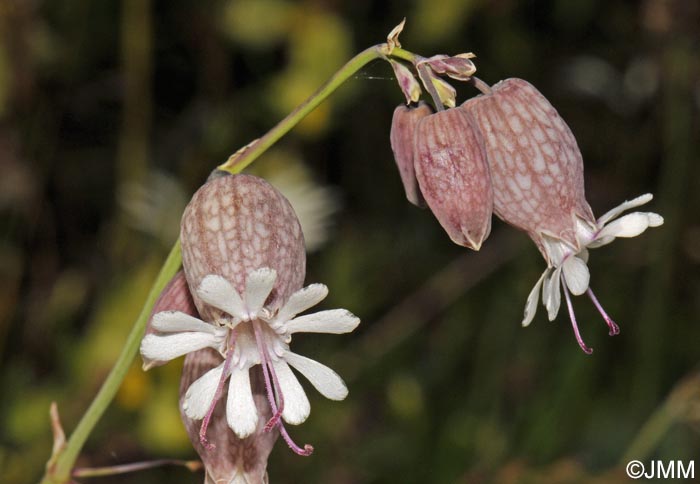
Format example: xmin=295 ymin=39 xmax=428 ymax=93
xmin=197 ymin=316 xmax=312 ymax=456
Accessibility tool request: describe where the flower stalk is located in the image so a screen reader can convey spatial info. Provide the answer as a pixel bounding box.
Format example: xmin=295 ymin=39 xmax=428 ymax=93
xmin=218 ymin=44 xmax=418 ymax=175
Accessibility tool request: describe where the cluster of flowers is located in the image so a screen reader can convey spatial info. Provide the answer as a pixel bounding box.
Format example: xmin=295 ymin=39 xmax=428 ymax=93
xmin=137 ymin=25 xmax=662 ymax=481
xmin=390 ymin=76 xmax=663 ymax=354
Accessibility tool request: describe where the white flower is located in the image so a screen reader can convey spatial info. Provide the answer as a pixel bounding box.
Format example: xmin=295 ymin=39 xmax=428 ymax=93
xmin=521 ymin=193 xmax=663 ymax=353
xmin=140 ymin=267 xmax=359 ymax=455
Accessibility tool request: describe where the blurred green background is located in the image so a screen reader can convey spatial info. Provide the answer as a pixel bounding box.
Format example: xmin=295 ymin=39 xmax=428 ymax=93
xmin=1 ymin=0 xmax=698 ymax=483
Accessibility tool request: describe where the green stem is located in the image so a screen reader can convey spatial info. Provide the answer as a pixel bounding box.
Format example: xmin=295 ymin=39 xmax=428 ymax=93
xmin=41 ymin=241 xmax=182 ymax=484
xmin=40 ymin=42 xmax=419 ymax=484
xmin=218 ymin=44 xmax=416 ymax=174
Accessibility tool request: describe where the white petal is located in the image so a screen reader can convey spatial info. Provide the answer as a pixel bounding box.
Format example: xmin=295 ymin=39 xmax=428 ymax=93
xmin=271 ymin=360 xmax=310 ymax=425
xmin=648 ymin=213 xmax=664 ymax=227
xmin=226 ymin=367 xmax=258 ymax=438
xmin=140 ymin=332 xmax=223 ymax=362
xmin=197 ymin=275 xmax=246 ymax=319
xmin=285 ymin=309 xmax=360 ymax=335
xmin=597 ymin=212 xmax=651 ymax=240
xmin=182 ymin=364 xmax=225 ymax=420
xmin=276 ymin=284 xmax=329 ymax=323
xmin=543 ymin=267 xmax=562 ymax=321
xmin=587 ymin=236 xmax=615 ymax=249
xmin=541 ymin=236 xmax=569 ymax=267
xmin=245 ymin=268 xmax=277 ymax=317
xmin=151 ymin=311 xmax=217 ymax=334
xmin=522 ymin=270 xmax=546 ymax=327
xmin=562 ymin=256 xmax=590 ymax=296
xmin=284 ymin=351 xmax=348 ymax=401
xmin=597 ymin=193 xmax=653 ymax=225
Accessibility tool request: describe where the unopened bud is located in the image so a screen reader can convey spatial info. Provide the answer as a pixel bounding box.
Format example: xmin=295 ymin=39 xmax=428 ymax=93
xmin=420 ymin=54 xmax=477 ymax=81
xmin=390 ymin=60 xmax=422 ymax=104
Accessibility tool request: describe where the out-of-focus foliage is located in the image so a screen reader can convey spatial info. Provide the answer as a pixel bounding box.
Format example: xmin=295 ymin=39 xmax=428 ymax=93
xmin=1 ymin=0 xmax=698 ymax=483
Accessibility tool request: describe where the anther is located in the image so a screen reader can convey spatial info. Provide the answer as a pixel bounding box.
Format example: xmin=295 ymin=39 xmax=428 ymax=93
xmin=586 ymin=288 xmax=620 ymax=336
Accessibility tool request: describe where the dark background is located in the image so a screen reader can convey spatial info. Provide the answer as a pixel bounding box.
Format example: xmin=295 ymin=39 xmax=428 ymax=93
xmin=1 ymin=0 xmax=698 ymax=483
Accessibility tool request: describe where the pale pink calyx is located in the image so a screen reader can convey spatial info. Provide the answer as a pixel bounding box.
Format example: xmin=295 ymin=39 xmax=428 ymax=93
xmin=140 ymin=267 xmax=359 ymax=455
xmin=522 ymin=193 xmax=663 ymax=353
xmin=390 ymin=102 xmax=433 ymax=206
xmin=142 ymin=270 xmax=198 ymax=371
xmin=464 ymin=78 xmax=595 ymax=250
xmin=179 ymin=174 xmax=306 ymax=323
xmin=413 ymin=107 xmax=493 ymax=250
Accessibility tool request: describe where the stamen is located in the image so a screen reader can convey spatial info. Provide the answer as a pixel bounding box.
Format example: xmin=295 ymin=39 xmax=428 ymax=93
xmin=562 ymin=283 xmax=593 ymax=354
xmin=262 ymin=361 xmax=285 ymax=431
xmin=279 ymin=425 xmax=314 ymax=456
xmin=199 ymin=331 xmax=236 ymax=449
xmin=586 ymin=288 xmax=620 ymax=336
xmin=252 ymin=320 xmax=313 ymax=456
xmin=252 ymin=321 xmax=284 ymax=430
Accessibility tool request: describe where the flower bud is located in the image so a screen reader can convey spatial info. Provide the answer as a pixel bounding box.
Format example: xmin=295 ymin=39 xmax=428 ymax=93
xmin=419 ymin=54 xmax=477 ymax=81
xmin=462 ymin=78 xmax=594 ymax=249
xmin=180 ymin=349 xmax=277 ymax=484
xmin=390 ymin=102 xmax=433 ymax=206
xmin=390 ymin=60 xmax=422 ymax=104
xmin=180 ymin=174 xmax=306 ymax=321
xmin=413 ymin=108 xmax=493 ymax=250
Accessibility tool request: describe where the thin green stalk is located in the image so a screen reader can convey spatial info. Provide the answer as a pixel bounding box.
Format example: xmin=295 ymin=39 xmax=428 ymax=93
xmin=41 ymin=241 xmax=182 ymax=484
xmin=218 ymin=44 xmax=417 ymax=174
xmin=40 ymin=41 xmax=419 ymax=484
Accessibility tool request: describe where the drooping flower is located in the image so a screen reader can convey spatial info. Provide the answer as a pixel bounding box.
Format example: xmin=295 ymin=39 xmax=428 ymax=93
xmin=463 ymin=78 xmax=595 ymax=250
xmin=463 ymin=78 xmax=663 ymax=352
xmin=140 ymin=174 xmax=359 ymax=462
xmin=412 ymin=107 xmax=493 ymax=250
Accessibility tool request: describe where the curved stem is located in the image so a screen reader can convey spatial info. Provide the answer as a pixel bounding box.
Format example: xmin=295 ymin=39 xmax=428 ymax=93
xmin=218 ymin=44 xmax=417 ymax=174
